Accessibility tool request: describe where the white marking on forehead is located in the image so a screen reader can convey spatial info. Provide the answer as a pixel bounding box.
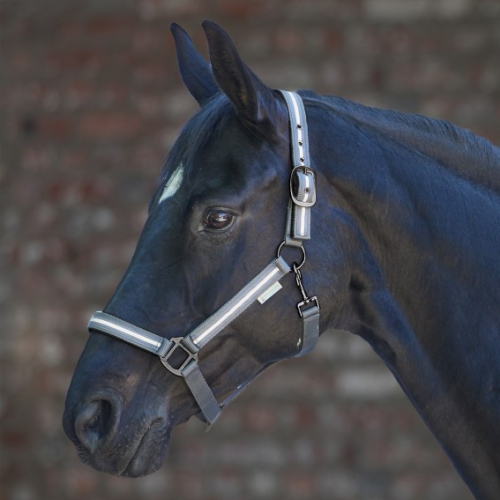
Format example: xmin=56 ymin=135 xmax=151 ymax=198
xmin=158 ymin=163 xmax=184 ymax=204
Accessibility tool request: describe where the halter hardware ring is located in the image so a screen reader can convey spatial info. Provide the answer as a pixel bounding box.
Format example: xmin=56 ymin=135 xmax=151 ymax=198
xmin=160 ymin=337 xmax=199 ymax=377
xmin=277 ymin=241 xmax=306 ymax=271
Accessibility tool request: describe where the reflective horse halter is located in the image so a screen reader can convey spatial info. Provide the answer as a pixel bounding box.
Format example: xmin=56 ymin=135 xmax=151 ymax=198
xmin=88 ymin=91 xmax=320 ymax=426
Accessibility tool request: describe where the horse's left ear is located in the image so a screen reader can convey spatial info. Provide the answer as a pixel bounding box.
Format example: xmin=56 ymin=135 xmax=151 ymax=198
xmin=202 ymin=20 xmax=282 ymax=135
xmin=171 ymin=23 xmax=219 ymax=106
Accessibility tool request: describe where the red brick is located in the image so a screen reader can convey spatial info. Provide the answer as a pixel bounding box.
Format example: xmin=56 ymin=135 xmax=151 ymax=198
xmin=138 ymin=0 xmax=204 ymax=19
xmin=273 ymin=28 xmax=303 ymax=54
xmin=46 ymin=50 xmax=105 ymax=74
xmin=7 ymin=49 xmax=32 ymax=74
xmin=57 ymin=21 xmax=85 ymax=43
xmin=95 ymin=83 xmax=129 ymax=109
xmin=324 ymin=30 xmax=344 ymax=52
xmin=214 ymin=0 xmax=270 ymax=20
xmin=59 ymin=150 xmax=88 ymax=170
xmin=20 ymin=145 xmax=56 ymax=171
xmin=132 ymin=59 xmax=169 ymax=86
xmin=85 ymin=15 xmax=136 ymax=38
xmin=37 ymin=116 xmax=72 ymax=140
xmin=244 ymin=405 xmax=277 ymax=431
xmin=62 ymin=82 xmax=94 ymax=110
xmin=284 ymin=473 xmax=316 ymax=499
xmin=1 ymin=431 xmax=28 ymax=447
xmin=292 ymin=406 xmax=317 ymax=429
xmin=78 ymin=112 xmax=143 ymax=140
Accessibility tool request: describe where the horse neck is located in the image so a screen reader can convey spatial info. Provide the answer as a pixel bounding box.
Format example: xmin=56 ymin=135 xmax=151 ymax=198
xmin=307 ymin=100 xmax=500 ymax=497
xmin=306 ymin=98 xmax=500 ymax=332
xmin=305 ymin=93 xmax=500 ymax=192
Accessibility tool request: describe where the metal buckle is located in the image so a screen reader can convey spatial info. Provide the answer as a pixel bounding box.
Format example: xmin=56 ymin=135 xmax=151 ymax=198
xmin=290 ymin=166 xmax=316 ymax=208
xmin=160 ymin=337 xmax=199 ymax=377
xmin=297 ymin=296 xmax=320 ymax=318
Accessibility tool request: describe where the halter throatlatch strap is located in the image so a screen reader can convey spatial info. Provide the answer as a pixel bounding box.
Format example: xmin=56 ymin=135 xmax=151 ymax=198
xmin=87 ymin=90 xmax=320 ymax=427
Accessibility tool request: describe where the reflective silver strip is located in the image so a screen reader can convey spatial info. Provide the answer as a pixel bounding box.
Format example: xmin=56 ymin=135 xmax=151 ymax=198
xmin=278 ymin=90 xmax=312 ymax=241
xmin=189 ymin=257 xmax=290 ymax=348
xmin=303 ymin=173 xmax=311 ymax=203
xmin=88 ymin=311 xmax=166 ymax=355
xmin=294 ymin=205 xmax=311 ymax=239
xmin=282 ymin=91 xmax=310 ymax=167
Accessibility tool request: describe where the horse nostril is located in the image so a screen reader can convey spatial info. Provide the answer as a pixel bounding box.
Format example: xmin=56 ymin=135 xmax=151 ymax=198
xmin=75 ymin=399 xmax=115 ymax=454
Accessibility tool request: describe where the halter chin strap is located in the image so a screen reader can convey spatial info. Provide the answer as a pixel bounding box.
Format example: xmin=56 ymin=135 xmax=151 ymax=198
xmin=87 ymin=90 xmax=320 ymax=426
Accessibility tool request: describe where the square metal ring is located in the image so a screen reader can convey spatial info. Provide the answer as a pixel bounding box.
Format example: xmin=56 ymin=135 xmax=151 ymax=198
xmin=160 ymin=337 xmax=199 ymax=377
xmin=297 ymin=296 xmax=320 ymax=318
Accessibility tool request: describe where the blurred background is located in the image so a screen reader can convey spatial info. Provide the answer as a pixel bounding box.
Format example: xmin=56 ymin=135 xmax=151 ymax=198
xmin=1 ymin=0 xmax=499 ymax=499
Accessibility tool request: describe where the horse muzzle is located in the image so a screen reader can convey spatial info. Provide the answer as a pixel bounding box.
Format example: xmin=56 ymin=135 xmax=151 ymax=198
xmin=63 ymin=382 xmax=172 ymax=477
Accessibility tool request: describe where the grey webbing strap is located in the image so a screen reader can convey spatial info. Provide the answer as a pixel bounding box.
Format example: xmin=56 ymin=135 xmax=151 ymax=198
xmin=188 ymin=257 xmax=290 ymax=348
xmin=278 ymin=90 xmax=316 ymax=242
xmin=182 ymin=361 xmax=221 ymax=424
xmin=298 ymin=304 xmax=320 ymax=356
xmin=284 ymin=201 xmax=303 ymax=248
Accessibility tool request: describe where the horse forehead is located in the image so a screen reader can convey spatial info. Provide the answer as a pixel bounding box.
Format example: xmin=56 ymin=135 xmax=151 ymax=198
xmin=158 ymin=162 xmax=185 ymax=204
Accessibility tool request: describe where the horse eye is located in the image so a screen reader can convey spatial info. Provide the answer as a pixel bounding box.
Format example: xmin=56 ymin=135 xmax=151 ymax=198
xmin=203 ymin=210 xmax=234 ymax=231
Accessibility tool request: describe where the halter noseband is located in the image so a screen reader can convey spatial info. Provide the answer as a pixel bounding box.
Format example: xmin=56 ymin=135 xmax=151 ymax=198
xmin=88 ymin=91 xmax=320 ymax=426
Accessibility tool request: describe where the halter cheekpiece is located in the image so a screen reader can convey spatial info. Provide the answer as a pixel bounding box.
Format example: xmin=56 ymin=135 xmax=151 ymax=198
xmin=88 ymin=91 xmax=320 ymax=426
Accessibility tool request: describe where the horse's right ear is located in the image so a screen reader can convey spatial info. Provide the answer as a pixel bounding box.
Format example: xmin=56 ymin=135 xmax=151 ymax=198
xmin=202 ymin=20 xmax=283 ymax=137
xmin=170 ymin=23 xmax=219 ymax=106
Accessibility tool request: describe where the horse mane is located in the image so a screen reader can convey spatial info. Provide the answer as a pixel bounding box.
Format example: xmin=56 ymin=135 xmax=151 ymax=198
xmin=157 ymin=89 xmax=500 ymax=197
xmin=301 ymin=91 xmax=500 ymax=194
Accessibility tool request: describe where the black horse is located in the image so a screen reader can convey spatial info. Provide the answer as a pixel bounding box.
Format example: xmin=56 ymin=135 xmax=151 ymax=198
xmin=63 ymin=21 xmax=500 ymax=499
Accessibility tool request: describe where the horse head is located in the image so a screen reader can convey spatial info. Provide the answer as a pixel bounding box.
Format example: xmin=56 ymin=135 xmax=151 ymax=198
xmin=63 ymin=22 xmax=347 ymax=477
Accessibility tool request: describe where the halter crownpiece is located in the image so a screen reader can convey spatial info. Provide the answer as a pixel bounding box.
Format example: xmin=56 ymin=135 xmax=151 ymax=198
xmin=87 ymin=90 xmax=320 ymax=426
xmin=279 ymin=90 xmax=316 ymax=243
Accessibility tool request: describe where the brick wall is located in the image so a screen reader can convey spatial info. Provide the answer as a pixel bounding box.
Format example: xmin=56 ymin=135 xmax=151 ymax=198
xmin=2 ymin=0 xmax=498 ymax=499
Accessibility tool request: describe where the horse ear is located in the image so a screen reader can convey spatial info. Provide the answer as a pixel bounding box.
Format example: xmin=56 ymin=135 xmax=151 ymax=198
xmin=170 ymin=23 xmax=219 ymax=106
xmin=202 ymin=20 xmax=280 ymax=133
